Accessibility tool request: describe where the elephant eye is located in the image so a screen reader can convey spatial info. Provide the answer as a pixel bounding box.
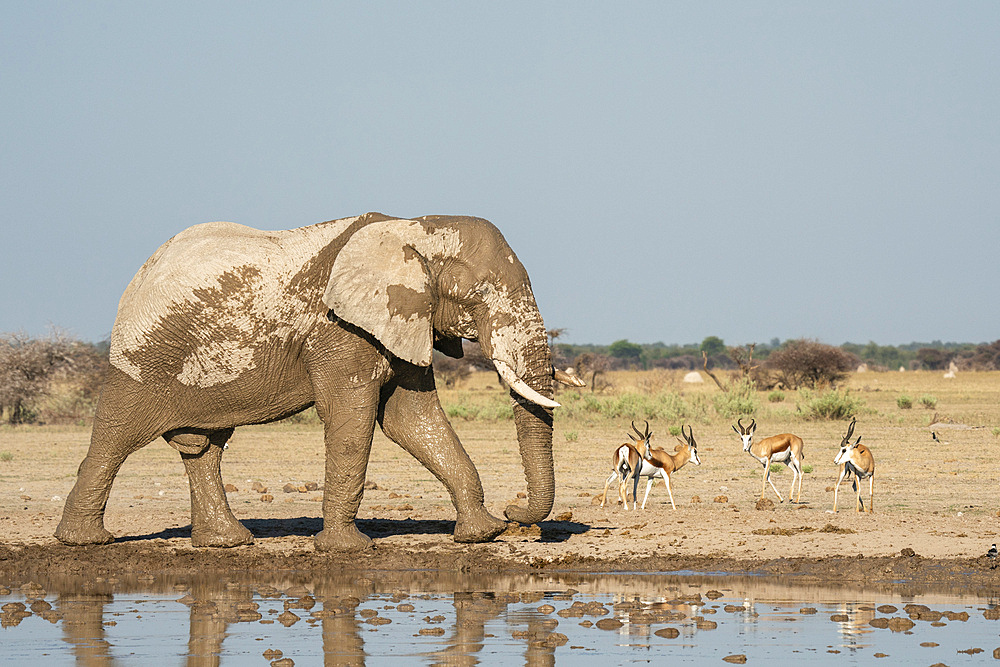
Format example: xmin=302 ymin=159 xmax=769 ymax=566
xmin=475 ymin=284 xmax=493 ymax=298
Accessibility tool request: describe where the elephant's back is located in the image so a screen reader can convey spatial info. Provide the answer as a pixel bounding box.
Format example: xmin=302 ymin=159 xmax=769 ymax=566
xmin=108 ymin=217 xmax=359 ymax=384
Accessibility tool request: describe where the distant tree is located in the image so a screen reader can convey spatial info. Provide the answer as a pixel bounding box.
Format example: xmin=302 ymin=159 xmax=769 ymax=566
xmin=574 ymin=352 xmax=611 ymax=392
xmin=547 ymin=328 xmax=571 ymax=369
xmin=916 ymin=347 xmax=954 ymax=370
xmin=700 ymin=336 xmax=726 ymax=358
xmin=763 ymin=339 xmax=859 ymax=389
xmin=608 ymin=339 xmax=643 ymax=366
xmin=0 ymin=331 xmax=77 ymax=424
xmin=957 ymin=340 xmax=1000 ymax=370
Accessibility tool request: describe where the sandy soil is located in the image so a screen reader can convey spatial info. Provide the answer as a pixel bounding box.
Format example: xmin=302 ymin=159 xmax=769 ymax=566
xmin=2 ymin=371 xmax=1000 ymax=592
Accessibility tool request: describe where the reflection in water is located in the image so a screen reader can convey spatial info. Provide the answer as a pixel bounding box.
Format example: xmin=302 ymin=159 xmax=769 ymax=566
xmin=0 ymin=571 xmax=998 ymax=665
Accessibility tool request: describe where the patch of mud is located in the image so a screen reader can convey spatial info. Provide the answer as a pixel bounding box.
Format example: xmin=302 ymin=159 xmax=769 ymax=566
xmin=2 ymin=541 xmax=1000 ymax=597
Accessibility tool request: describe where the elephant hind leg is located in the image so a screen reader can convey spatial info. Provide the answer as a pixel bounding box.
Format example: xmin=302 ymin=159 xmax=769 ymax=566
xmin=174 ymin=428 xmax=253 ymax=547
xmin=55 ymin=415 xmax=160 ymax=545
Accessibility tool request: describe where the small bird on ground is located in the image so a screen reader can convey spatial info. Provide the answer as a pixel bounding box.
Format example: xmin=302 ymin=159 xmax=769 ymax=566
xmin=987 ymin=544 xmax=997 ymax=558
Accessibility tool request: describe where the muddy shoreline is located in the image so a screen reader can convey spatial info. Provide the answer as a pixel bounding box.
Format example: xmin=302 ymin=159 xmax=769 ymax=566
xmin=3 ymin=539 xmax=999 ymax=598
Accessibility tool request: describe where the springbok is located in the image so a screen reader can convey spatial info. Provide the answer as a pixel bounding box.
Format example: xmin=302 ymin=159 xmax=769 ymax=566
xmin=833 ymin=417 xmax=875 ymax=513
xmin=600 ymin=421 xmax=701 ymax=510
xmin=733 ymin=418 xmax=805 ymax=503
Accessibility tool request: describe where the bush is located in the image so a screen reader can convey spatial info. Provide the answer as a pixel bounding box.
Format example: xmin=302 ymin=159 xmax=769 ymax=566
xmin=919 ymin=395 xmax=938 ymax=409
xmin=556 ymin=390 xmax=709 ymax=423
xmin=0 ymin=331 xmax=108 ymax=424
xmin=767 ymin=391 xmax=785 ymax=403
xmin=798 ymin=389 xmax=865 ymax=420
xmin=764 ymin=339 xmax=859 ymax=389
xmin=712 ymin=376 xmax=759 ymax=419
xmin=897 ymin=395 xmax=913 ymax=409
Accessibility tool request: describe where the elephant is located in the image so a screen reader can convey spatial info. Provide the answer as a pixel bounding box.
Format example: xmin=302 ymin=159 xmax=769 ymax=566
xmin=55 ymin=212 xmax=573 ymax=552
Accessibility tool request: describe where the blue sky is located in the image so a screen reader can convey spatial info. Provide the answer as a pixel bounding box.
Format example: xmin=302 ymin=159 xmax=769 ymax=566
xmin=3 ymin=2 xmax=998 ymax=347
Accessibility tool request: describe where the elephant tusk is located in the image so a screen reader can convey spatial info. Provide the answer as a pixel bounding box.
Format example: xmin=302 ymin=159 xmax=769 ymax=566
xmin=554 ymin=367 xmax=586 ymax=387
xmin=494 ymin=359 xmax=561 ymax=409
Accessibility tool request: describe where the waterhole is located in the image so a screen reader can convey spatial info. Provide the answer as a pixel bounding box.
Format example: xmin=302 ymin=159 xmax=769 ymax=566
xmin=2 ymin=570 xmax=998 ymax=664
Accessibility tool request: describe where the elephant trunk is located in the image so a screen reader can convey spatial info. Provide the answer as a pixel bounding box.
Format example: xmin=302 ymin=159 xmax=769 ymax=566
xmin=505 ymin=391 xmax=555 ymax=524
xmin=496 ymin=331 xmax=555 ymax=525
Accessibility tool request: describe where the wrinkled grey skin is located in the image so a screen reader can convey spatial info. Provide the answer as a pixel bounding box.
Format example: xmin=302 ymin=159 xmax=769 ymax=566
xmin=55 ymin=213 xmax=556 ymax=551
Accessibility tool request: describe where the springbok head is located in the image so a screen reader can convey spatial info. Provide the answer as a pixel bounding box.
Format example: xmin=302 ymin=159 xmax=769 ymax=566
xmin=732 ymin=417 xmax=756 ymax=452
xmin=677 ymin=424 xmax=702 ymax=465
xmin=834 ymin=417 xmax=860 ymax=464
xmin=629 ymin=420 xmax=652 ymax=456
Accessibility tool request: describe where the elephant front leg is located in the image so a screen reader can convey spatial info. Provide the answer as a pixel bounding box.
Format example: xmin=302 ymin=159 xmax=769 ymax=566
xmin=313 ymin=405 xmax=379 ymax=553
xmin=178 ymin=432 xmax=253 ymax=547
xmin=380 ymin=376 xmax=507 ymax=544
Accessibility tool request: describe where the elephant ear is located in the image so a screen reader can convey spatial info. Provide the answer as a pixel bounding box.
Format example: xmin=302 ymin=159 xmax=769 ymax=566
xmin=322 ymin=218 xmax=458 ymax=367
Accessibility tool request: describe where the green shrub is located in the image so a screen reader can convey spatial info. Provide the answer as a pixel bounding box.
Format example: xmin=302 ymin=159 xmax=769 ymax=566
xmin=919 ymin=395 xmax=938 ymax=409
xmin=0 ymin=451 xmax=12 ymax=462
xmin=767 ymin=391 xmax=785 ymax=403
xmin=798 ymin=389 xmax=865 ymax=420
xmin=556 ymin=390 xmax=708 ymax=423
xmin=802 ymin=464 xmax=814 ymax=474
xmin=896 ymin=395 xmax=913 ymax=409
xmin=443 ymin=393 xmax=514 ymax=421
xmin=769 ymin=463 xmax=784 ymax=473
xmin=564 ymin=431 xmax=578 ymax=442
xmin=712 ymin=376 xmax=760 ymax=419
xmin=667 ymin=425 xmax=682 ymax=436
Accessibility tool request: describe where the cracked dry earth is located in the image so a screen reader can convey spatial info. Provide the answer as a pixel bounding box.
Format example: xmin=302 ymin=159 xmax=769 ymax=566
xmin=2 ymin=412 xmax=1000 ymax=594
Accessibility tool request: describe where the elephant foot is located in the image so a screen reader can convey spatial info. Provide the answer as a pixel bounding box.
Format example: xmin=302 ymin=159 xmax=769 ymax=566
xmin=315 ymin=524 xmax=373 ymax=552
xmin=191 ymin=522 xmax=254 ymax=548
xmin=54 ymin=519 xmax=115 ymax=546
xmin=454 ymin=510 xmax=507 ymax=543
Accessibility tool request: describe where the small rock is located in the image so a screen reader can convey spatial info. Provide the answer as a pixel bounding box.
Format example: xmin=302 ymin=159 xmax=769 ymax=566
xmin=900 ymin=548 xmax=916 ymax=557
xmin=261 ymin=494 xmax=274 ymax=503
xmin=595 ymin=618 xmax=623 ymax=630
xmin=654 ymin=627 xmax=680 ymax=638
xmin=262 ymin=649 xmax=282 ymax=660
xmin=723 ymin=656 xmax=747 ymax=664
xmin=224 ymin=484 xmax=238 ymax=493
xmin=714 ymin=495 xmax=728 ymax=503
xmin=690 ymin=495 xmax=701 ymax=504
xmin=283 ymin=483 xmax=297 ymax=493
xmin=554 ymin=511 xmax=573 ymax=522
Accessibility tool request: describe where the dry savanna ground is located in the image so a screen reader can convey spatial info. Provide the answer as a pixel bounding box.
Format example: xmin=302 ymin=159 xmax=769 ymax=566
xmin=2 ymin=368 xmax=999 ymax=586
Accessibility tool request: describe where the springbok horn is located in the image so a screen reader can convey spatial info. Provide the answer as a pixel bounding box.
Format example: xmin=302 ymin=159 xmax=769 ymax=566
xmin=845 ymin=417 xmax=856 ymax=440
xmin=736 ymin=417 xmax=746 ymax=434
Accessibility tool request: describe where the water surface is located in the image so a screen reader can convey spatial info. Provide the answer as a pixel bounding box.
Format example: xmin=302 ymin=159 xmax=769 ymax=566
xmin=2 ymin=570 xmax=998 ymax=665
